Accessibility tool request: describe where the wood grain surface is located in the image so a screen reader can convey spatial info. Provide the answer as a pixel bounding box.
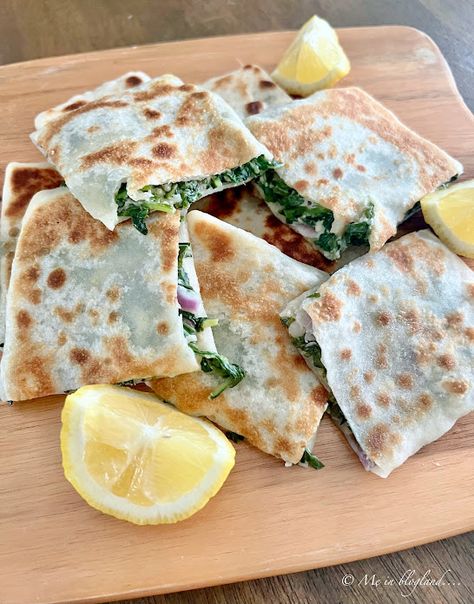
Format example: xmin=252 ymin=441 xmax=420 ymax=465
xmin=0 ymin=25 xmax=473 ymax=604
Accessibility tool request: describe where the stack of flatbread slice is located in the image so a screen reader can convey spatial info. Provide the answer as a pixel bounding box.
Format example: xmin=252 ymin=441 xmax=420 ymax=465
xmin=1 ymin=66 xmax=472 ymax=476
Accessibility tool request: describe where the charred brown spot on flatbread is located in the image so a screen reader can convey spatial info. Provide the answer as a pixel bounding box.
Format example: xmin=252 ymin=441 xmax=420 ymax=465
xmin=340 ymin=348 xmax=352 ymax=360
xmin=57 ymin=332 xmax=67 ymax=346
xmin=106 ymin=287 xmax=120 ymax=302
xmin=333 ymin=167 xmax=343 ymax=179
xmin=344 ymin=279 xmax=360 ymax=297
xmin=179 ymin=84 xmax=194 ymax=92
xmin=23 ymin=265 xmax=39 ymax=283
xmin=363 ymin=371 xmax=375 ymax=384
xmin=81 ymin=141 xmax=138 ymax=169
xmin=365 ymin=423 xmax=400 ymax=461
xmin=467 ymin=283 xmax=474 ymax=299
xmin=396 ymin=373 xmax=413 ymax=390
xmin=125 ymin=75 xmax=143 ymax=88
xmin=87 ymin=125 xmax=100 ymax=134
xmin=386 ymin=243 xmax=415 ymax=274
xmin=7 ymin=166 xmax=63 ymax=219
xmin=376 ymin=392 xmax=390 ymax=407
xmin=314 ymin=291 xmax=343 ymax=322
xmin=47 ymin=268 xmax=66 ymax=289
xmin=152 ymin=142 xmax=176 ymax=159
xmin=353 ymin=320 xmax=362 ymax=333
xmin=156 ymin=322 xmax=169 ymax=335
xmin=259 ymin=80 xmax=276 ymax=89
xmin=192 ymin=219 xmax=235 ymax=263
xmin=63 ymin=100 xmax=87 ymax=112
xmin=143 ymin=108 xmax=162 ymax=120
xmin=150 ymin=126 xmax=173 ymax=140
xmin=446 ymin=311 xmax=463 ymax=328
xmin=304 ymin=162 xmax=317 ymax=175
xmin=375 ymin=343 xmax=388 ymax=369
xmin=108 ymin=311 xmax=119 ymax=324
xmin=465 ymin=327 xmax=474 ymax=341
xmin=54 ymin=303 xmax=84 ymax=323
xmin=417 ymin=393 xmax=433 ymax=412
xmin=401 ymin=308 xmax=420 ymax=334
xmin=176 ymin=90 xmax=210 ymax=127
xmin=356 ymin=164 xmax=366 ymax=172
xmin=356 ymin=404 xmax=372 ymax=420
xmin=311 ymin=384 xmax=329 ymax=407
xmin=245 ymin=101 xmax=264 ymax=115
xmin=442 ymin=379 xmax=468 ymax=395
xmin=70 ymin=348 xmax=90 ymax=365
xmin=376 ymin=311 xmax=391 ymax=326
xmin=437 ymin=354 xmax=455 ymax=370
xmin=294 ymin=180 xmax=309 ymax=192
xmin=16 ymin=310 xmax=32 ymax=329
xmin=133 ymin=83 xmax=176 ymax=103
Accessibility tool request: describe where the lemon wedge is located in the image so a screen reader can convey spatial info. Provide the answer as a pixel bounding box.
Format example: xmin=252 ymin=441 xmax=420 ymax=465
xmin=421 ymin=179 xmax=474 ymax=259
xmin=272 ymin=15 xmax=350 ymax=96
xmin=61 ymin=385 xmax=235 ymax=524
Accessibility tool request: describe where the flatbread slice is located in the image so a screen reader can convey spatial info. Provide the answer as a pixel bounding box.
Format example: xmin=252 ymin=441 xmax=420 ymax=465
xmin=1 ymin=188 xmax=213 ymax=401
xmin=282 ymin=230 xmax=474 ymax=477
xmin=0 ymin=162 xmax=64 ymax=344
xmin=150 ymin=211 xmax=329 ymax=465
xmin=203 ymin=64 xmax=291 ymax=119
xmin=31 ymin=75 xmax=274 ymax=231
xmin=246 ymin=87 xmax=462 ymax=260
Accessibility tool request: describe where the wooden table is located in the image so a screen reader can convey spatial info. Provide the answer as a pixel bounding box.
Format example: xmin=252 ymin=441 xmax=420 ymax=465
xmin=0 ymin=1 xmax=473 ymax=603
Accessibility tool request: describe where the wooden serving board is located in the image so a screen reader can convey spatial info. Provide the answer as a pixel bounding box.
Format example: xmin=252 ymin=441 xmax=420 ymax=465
xmin=0 ymin=26 xmax=473 ymax=604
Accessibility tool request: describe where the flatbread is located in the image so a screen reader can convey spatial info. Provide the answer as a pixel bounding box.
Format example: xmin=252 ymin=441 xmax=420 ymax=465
xmin=1 ymin=188 xmax=207 ymax=401
xmin=282 ymin=230 xmax=474 ymax=477
xmin=31 ymin=76 xmax=272 ymax=230
xmin=203 ymin=64 xmax=291 ymax=119
xmin=194 ymin=186 xmax=333 ymax=272
xmin=150 ymin=211 xmax=329 ymax=464
xmin=0 ymin=162 xmax=63 ymax=344
xmin=246 ymin=87 xmax=462 ymax=258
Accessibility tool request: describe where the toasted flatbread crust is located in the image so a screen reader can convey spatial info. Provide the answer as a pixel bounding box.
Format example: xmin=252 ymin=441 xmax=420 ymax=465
xmin=246 ymin=87 xmax=462 ymax=250
xmin=150 ymin=211 xmax=329 ymax=464
xmin=295 ymin=230 xmax=474 ymax=476
xmin=2 ymin=188 xmax=199 ymax=401
xmin=0 ymin=162 xmax=64 ymax=344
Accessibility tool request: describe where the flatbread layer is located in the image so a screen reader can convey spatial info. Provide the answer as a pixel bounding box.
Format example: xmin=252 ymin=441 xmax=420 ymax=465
xmin=246 ymin=87 xmax=462 ymax=255
xmin=31 ymin=76 xmax=271 ymax=229
xmin=0 ymin=162 xmax=63 ymax=343
xmin=203 ymin=64 xmax=291 ymax=119
xmin=150 ymin=211 xmax=329 ymax=464
xmin=2 ymin=188 xmax=200 ymax=401
xmin=285 ymin=230 xmax=474 ymax=476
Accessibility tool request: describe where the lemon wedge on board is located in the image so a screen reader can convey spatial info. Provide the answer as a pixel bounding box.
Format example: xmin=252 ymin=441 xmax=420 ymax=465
xmin=60 ymin=385 xmax=235 ymax=525
xmin=421 ymin=179 xmax=474 ymax=259
xmin=272 ymin=15 xmax=350 ymax=96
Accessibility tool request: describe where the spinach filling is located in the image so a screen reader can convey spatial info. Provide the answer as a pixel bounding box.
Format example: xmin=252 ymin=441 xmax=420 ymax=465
xmin=115 ymin=155 xmax=276 ymax=235
xmin=256 ymin=169 xmax=375 ymax=259
xmin=177 ymin=243 xmax=245 ymax=398
xmin=300 ymin=449 xmax=325 ymax=469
